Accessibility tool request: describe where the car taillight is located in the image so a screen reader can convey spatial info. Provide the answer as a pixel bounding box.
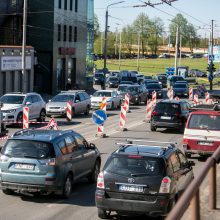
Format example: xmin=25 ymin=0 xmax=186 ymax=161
xmin=159 ymin=177 xmax=171 ymax=193
xmin=97 ymin=172 xmax=105 ymax=189
xmin=40 ymin=158 xmax=56 ymax=166
xmin=183 ymin=138 xmax=189 ymax=145
xmin=152 ymin=111 xmax=158 ymax=116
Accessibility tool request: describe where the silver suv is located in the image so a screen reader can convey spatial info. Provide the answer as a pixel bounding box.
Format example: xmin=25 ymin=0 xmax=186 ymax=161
xmin=0 ymin=92 xmax=46 ymax=126
xmin=46 ymin=90 xmax=91 ymax=117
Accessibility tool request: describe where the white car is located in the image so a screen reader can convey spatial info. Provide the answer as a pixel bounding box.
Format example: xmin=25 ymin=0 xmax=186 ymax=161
xmin=0 ymin=92 xmax=46 ymax=127
xmin=91 ymin=90 xmax=121 ymax=110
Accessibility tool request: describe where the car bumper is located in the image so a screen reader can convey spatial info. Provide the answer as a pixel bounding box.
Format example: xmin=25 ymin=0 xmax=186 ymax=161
xmin=46 ymin=110 xmax=66 ymax=116
xmin=96 ymin=190 xmax=171 ymax=216
xmin=151 ymin=120 xmax=182 ymax=129
xmin=2 ymin=113 xmax=16 ymax=123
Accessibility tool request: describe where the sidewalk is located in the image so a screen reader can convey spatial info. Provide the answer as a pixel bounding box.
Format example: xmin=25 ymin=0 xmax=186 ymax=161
xmin=181 ymin=164 xmax=220 ymax=220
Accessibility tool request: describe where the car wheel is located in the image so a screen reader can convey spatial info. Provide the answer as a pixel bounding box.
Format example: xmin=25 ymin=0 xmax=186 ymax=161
xmin=62 ymin=174 xmax=73 ymax=199
xmin=71 ymin=108 xmax=75 ymax=118
xmin=88 ymin=160 xmax=100 ymax=184
xmin=111 ymin=102 xmax=114 ymax=110
xmin=84 ymin=105 xmax=90 ymax=115
xmin=137 ymin=97 xmax=141 ymax=105
xmin=2 ymin=189 xmax=14 ymax=195
xmin=16 ymin=112 xmax=23 ymax=128
xmin=98 ymin=208 xmax=110 ymax=219
xmin=37 ymin=109 xmax=46 ymax=122
xmin=117 ymin=100 xmax=121 ymax=109
xmin=150 ymin=124 xmax=157 ymax=132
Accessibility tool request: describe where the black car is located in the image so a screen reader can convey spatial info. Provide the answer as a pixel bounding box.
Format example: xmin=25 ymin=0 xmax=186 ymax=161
xmin=150 ymin=99 xmax=190 ymax=132
xmin=93 ymin=72 xmax=104 ymax=85
xmin=95 ymin=139 xmax=194 ymax=219
xmin=155 ymin=75 xmax=167 ymax=88
xmin=173 ymin=83 xmax=189 ymax=97
xmin=105 ymin=76 xmax=119 ymax=88
xmin=145 ymin=83 xmax=163 ymax=98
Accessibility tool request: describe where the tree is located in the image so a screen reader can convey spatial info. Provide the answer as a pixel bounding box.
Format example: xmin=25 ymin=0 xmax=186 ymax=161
xmin=132 ymin=13 xmax=151 ymax=56
xmin=122 ymin=25 xmax=134 ymax=55
xmin=94 ymin=14 xmax=100 ymax=40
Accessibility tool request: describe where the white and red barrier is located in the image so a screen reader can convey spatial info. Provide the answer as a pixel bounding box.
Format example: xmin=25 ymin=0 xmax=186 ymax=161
xmin=205 ymin=92 xmax=210 ymax=104
xmin=167 ymin=89 xmax=173 ymax=100
xmin=194 ymin=94 xmax=199 ymax=104
xmin=146 ymin=100 xmax=152 ymax=121
xmin=152 ymin=91 xmax=157 ymax=107
xmin=124 ymin=94 xmax=130 ymax=112
xmin=119 ymin=105 xmax=127 ymax=131
xmin=23 ymin=107 xmax=29 ymax=129
xmin=66 ymin=101 xmax=72 ymax=121
xmin=96 ymin=97 xmax=107 ymax=137
xmin=100 ymin=97 xmax=107 ymax=112
xmin=175 ymin=96 xmax=180 ymax=101
xmin=189 ymin=88 xmax=193 ymax=100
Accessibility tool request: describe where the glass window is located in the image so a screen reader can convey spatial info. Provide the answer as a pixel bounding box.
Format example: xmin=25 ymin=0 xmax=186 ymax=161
xmin=82 ymin=92 xmax=90 ymax=100
xmin=74 ymin=26 xmax=77 ymax=42
xmin=0 ymin=95 xmax=25 ymax=104
xmin=75 ymin=94 xmax=80 ymax=102
xmin=32 ymin=95 xmax=40 ymax=103
xmin=63 ymin=25 xmax=67 ymax=42
xmin=64 ymin=0 xmax=67 ymax=10
xmin=79 ymin=93 xmax=85 ymax=101
xmin=58 ymin=24 xmax=61 ymax=41
xmin=58 ymin=0 xmax=62 ymax=9
xmin=65 ymin=136 xmax=77 ymax=153
xmin=57 ymin=140 xmax=68 ymax=155
xmin=170 ymin=153 xmax=180 ymax=172
xmin=25 ymin=95 xmax=33 ymax=104
xmin=51 ymin=94 xmax=74 ymax=102
xmin=75 ymin=135 xmax=88 ymax=151
xmin=70 ymin=0 xmax=73 ymax=10
xmin=75 ymin=0 xmax=78 ymax=12
xmin=69 ymin=26 xmax=72 ymax=42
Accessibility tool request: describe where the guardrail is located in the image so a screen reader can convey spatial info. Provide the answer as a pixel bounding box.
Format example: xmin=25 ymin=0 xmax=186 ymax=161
xmin=166 ymin=146 xmax=220 ymax=220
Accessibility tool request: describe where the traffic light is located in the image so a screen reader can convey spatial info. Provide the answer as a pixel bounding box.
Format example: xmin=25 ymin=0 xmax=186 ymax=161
xmin=207 ymin=62 xmax=216 ymax=73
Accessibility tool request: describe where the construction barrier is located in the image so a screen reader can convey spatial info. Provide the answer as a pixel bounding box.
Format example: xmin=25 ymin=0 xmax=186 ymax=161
xmin=194 ymin=94 xmax=199 ymax=104
xmin=189 ymin=87 xmax=193 ymax=100
xmin=96 ymin=97 xmax=107 ymax=137
xmin=175 ymin=96 xmax=180 ymax=101
xmin=66 ymin=101 xmax=72 ymax=121
xmin=119 ymin=105 xmax=127 ymax=131
xmin=205 ymin=92 xmax=210 ymax=104
xmin=152 ymin=91 xmax=157 ymax=107
xmin=100 ymin=97 xmax=107 ymax=112
xmin=23 ymin=107 xmax=29 ymax=129
xmin=124 ymin=94 xmax=130 ymax=112
xmin=146 ymin=100 xmax=152 ymax=122
xmin=167 ymin=89 xmax=173 ymax=100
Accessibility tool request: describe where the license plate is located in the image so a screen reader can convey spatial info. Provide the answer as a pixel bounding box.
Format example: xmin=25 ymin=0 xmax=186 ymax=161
xmin=198 ymin=141 xmax=213 ymax=146
xmin=161 ymin=116 xmax=171 ymax=120
xmin=119 ymin=185 xmax=144 ymax=193
xmin=15 ymin=163 xmax=34 ymax=170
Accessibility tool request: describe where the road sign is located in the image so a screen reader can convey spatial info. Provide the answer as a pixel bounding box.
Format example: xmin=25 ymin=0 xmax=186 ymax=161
xmin=208 ymin=55 xmax=214 ymax=61
xmin=92 ymin=109 xmax=107 ymax=125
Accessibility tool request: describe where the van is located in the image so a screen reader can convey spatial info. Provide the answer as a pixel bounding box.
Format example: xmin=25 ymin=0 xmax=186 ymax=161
xmin=183 ymin=108 xmax=220 ymax=158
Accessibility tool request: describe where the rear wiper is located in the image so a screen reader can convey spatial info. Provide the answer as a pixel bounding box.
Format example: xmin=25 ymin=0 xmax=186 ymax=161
xmin=23 ymin=155 xmax=38 ymax=159
xmin=131 ymin=173 xmax=149 ymax=177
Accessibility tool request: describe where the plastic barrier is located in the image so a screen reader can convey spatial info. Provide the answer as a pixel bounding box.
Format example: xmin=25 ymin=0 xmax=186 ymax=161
xmin=23 ymin=107 xmax=29 ymax=129
xmin=194 ymin=94 xmax=199 ymax=104
xmin=119 ymin=105 xmax=127 ymax=131
xmin=66 ymin=101 xmax=72 ymax=121
xmin=152 ymin=91 xmax=157 ymax=107
xmin=146 ymin=100 xmax=152 ymax=122
xmin=189 ymin=87 xmax=193 ymax=100
xmin=167 ymin=89 xmax=173 ymax=100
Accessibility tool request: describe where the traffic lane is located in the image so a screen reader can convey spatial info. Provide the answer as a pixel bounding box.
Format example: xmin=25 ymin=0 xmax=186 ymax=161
xmin=0 ymin=122 xmax=184 ymax=220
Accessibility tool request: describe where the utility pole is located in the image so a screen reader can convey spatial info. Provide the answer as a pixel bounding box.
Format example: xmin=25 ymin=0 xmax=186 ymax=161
xmin=115 ymin=28 xmax=118 ymax=56
xmin=100 ymin=32 xmax=103 ymax=55
xmin=179 ymin=35 xmax=182 ymax=66
xmin=209 ymin=19 xmax=214 ymax=90
xmin=119 ymin=31 xmax=122 ymax=70
xmin=22 ymin=0 xmax=27 ymax=93
xmin=174 ymin=26 xmax=179 ymax=75
xmin=137 ymin=32 xmax=140 ymax=72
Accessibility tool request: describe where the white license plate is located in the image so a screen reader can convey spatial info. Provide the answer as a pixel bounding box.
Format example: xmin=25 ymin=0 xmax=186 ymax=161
xmin=15 ymin=163 xmax=34 ymax=170
xmin=198 ymin=141 xmax=213 ymax=146
xmin=161 ymin=116 xmax=171 ymax=120
xmin=119 ymin=185 xmax=144 ymax=193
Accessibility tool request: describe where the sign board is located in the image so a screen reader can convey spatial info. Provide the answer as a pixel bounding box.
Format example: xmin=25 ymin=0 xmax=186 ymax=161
xmin=1 ymin=56 xmax=32 ymax=71
xmin=47 ymin=118 xmax=58 ymax=130
xmin=208 ymin=45 xmax=220 ymax=63
xmin=92 ymin=110 xmax=107 ymax=125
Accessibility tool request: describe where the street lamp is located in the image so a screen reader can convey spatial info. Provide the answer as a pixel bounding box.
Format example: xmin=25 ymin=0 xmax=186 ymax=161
xmin=103 ymin=1 xmax=124 ymax=90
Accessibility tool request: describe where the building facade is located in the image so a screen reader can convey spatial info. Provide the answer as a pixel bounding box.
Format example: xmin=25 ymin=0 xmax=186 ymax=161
xmin=0 ymin=0 xmax=94 ymax=95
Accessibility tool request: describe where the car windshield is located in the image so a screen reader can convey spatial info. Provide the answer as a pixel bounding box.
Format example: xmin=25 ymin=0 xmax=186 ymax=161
xmin=0 ymin=95 xmax=25 ymax=104
xmin=95 ymin=73 xmax=103 ymax=78
xmin=173 ymin=84 xmax=187 ymax=88
xmin=188 ymin=114 xmax=220 ymax=130
xmin=158 ymin=76 xmax=166 ymax=80
xmin=147 ymin=84 xmax=161 ymax=89
xmin=1 ymin=140 xmax=55 ymax=159
xmin=144 ymin=76 xmax=152 ymax=79
xmin=105 ymin=156 xmax=163 ymax=177
xmin=121 ymin=77 xmax=137 ymax=83
xmin=127 ymin=87 xmax=139 ymax=93
xmin=93 ymin=91 xmax=112 ymax=97
xmin=155 ymin=103 xmax=180 ymax=114
xmin=173 ymin=77 xmax=184 ymax=82
xmin=109 ymin=78 xmax=118 ymax=82
xmin=51 ymin=94 xmax=74 ymax=102
xmin=118 ymin=86 xmax=129 ymax=92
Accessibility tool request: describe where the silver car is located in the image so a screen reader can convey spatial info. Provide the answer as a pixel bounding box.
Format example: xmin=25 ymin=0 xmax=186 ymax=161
xmin=46 ymin=91 xmax=91 ymax=117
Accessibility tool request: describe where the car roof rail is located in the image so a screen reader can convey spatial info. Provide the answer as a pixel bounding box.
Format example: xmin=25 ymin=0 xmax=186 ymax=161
xmin=126 ymin=139 xmax=176 ymax=147
xmin=60 ymin=90 xmax=85 ymax=93
xmin=12 ymin=128 xmax=36 ymax=137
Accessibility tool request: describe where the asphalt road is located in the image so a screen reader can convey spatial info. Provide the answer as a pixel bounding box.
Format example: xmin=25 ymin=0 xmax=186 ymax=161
xmin=0 ymin=101 xmax=211 ymax=220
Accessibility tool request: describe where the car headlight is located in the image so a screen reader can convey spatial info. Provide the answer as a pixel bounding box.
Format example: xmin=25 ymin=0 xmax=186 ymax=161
xmin=3 ymin=109 xmax=17 ymax=113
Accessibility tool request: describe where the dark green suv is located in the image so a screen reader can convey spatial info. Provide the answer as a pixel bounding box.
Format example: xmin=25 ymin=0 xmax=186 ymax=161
xmin=0 ymin=129 xmax=101 ymax=198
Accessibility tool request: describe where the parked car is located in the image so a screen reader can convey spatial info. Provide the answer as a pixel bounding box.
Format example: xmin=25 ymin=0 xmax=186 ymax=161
xmin=189 ymin=69 xmax=207 ymax=77
xmin=93 ymin=72 xmax=104 ymax=85
xmin=145 ymin=83 xmax=163 ymax=99
xmin=0 ymin=129 xmax=101 ymax=198
xmin=183 ymin=105 xmax=220 ymax=158
xmin=105 ymin=76 xmax=119 ymax=88
xmin=136 ymin=74 xmax=145 ymax=84
xmin=173 ymin=83 xmax=189 ymax=97
xmin=150 ymin=99 xmax=190 ymax=132
xmin=125 ymin=84 xmax=148 ymax=105
xmin=154 ymin=74 xmax=167 ymax=88
xmin=95 ymin=139 xmax=194 ymax=219
xmin=0 ymin=92 xmax=46 ymax=127
xmin=91 ymin=90 xmax=121 ymax=110
xmin=46 ymin=90 xmax=91 ymax=117
xmin=189 ymin=54 xmax=203 ymax=59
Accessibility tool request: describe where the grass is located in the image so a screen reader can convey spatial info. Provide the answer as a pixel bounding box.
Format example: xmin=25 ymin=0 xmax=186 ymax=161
xmin=95 ymin=58 xmax=220 ymax=88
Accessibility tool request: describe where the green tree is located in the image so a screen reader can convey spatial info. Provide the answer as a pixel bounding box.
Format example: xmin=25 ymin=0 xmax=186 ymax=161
xmin=94 ymin=14 xmax=100 ymax=40
xmin=122 ymin=25 xmax=134 ymax=55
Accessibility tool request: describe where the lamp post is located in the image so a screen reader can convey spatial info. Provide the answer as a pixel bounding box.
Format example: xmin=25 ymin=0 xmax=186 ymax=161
xmin=103 ymin=1 xmax=124 ymax=90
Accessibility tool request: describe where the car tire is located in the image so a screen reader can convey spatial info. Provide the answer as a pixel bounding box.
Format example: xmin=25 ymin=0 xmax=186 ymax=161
xmin=117 ymin=100 xmax=121 ymax=109
xmin=111 ymin=102 xmax=114 ymax=110
xmin=88 ymin=160 xmax=100 ymax=184
xmin=84 ymin=105 xmax=90 ymax=115
xmin=2 ymin=189 xmax=14 ymax=195
xmin=62 ymin=174 xmax=73 ymax=199
xmin=150 ymin=124 xmax=157 ymax=132
xmin=37 ymin=109 xmax=46 ymax=122
xmin=137 ymin=98 xmax=141 ymax=105
xmin=98 ymin=208 xmax=109 ymax=219
xmin=16 ymin=112 xmax=23 ymax=128
xmin=71 ymin=108 xmax=75 ymax=118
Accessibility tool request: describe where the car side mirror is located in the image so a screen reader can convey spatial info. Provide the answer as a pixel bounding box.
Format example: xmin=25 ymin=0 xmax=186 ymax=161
xmin=89 ymin=143 xmax=96 ymax=149
xmin=48 ymin=99 xmax=51 ymax=102
xmin=25 ymin=101 xmax=31 ymax=106
xmin=75 ymin=99 xmax=79 ymax=103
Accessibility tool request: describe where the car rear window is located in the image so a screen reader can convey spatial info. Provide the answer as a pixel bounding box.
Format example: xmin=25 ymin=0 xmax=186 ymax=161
xmin=1 ymin=140 xmax=55 ymax=159
xmin=51 ymin=94 xmax=74 ymax=102
xmin=173 ymin=83 xmax=187 ymax=88
xmin=188 ymin=114 xmax=220 ymax=130
xmin=155 ymin=103 xmax=180 ymax=114
xmin=93 ymin=91 xmax=112 ymax=97
xmin=146 ymin=84 xmax=161 ymax=89
xmin=105 ymin=156 xmax=164 ymax=177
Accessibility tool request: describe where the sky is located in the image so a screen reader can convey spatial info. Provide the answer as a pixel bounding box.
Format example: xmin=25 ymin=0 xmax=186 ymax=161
xmin=94 ymin=0 xmax=220 ymax=38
